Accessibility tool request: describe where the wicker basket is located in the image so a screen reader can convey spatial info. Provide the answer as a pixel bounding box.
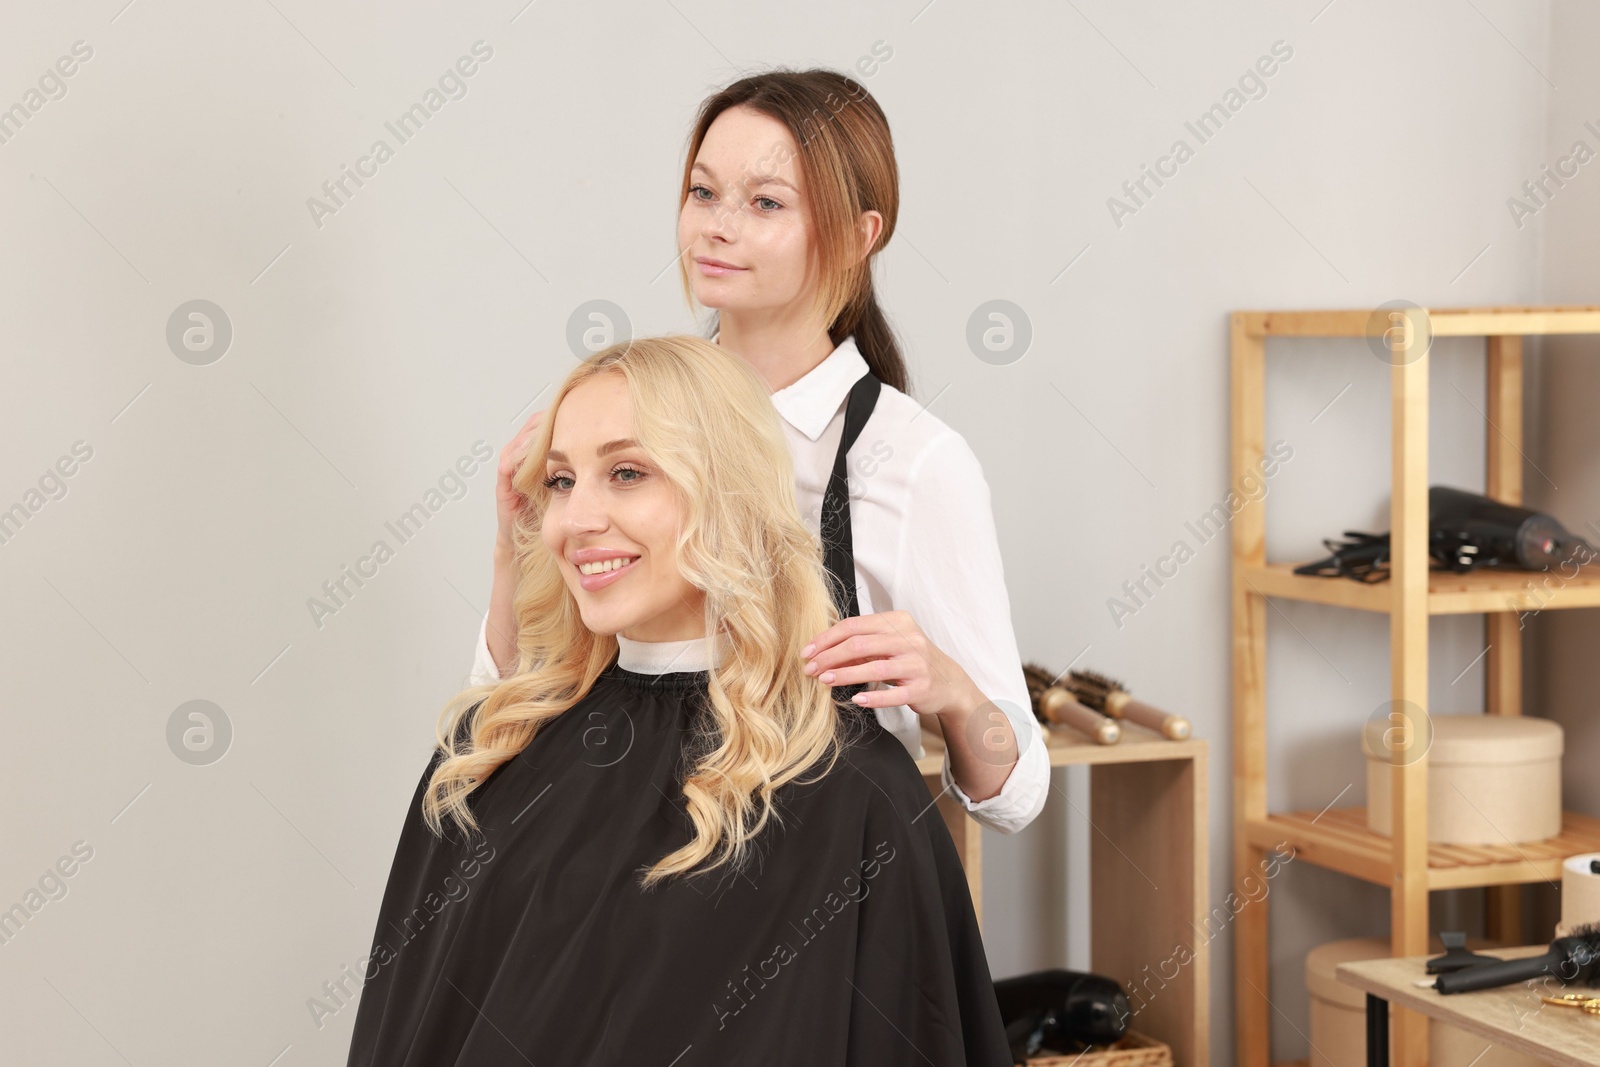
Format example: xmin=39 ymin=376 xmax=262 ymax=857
xmin=1022 ymin=1030 xmax=1172 ymax=1067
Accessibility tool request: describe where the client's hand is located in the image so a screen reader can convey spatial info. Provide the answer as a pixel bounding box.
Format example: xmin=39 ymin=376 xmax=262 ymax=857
xmin=800 ymin=610 xmax=985 ymax=722
xmin=485 ymin=407 xmax=545 ymax=677
xmin=496 ymin=408 xmax=546 ymax=548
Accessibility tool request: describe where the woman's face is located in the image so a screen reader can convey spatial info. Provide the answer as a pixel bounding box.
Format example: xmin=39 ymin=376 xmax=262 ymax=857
xmin=677 ymin=105 xmax=817 ymax=319
xmin=540 ymin=372 xmax=706 ymax=643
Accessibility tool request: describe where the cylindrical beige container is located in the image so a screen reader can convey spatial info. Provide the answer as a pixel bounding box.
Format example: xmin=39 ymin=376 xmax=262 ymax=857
xmin=1307 ymin=938 xmax=1543 ymax=1067
xmin=1558 ymin=852 xmax=1600 ymax=937
xmin=1362 ymin=714 xmax=1562 ymax=844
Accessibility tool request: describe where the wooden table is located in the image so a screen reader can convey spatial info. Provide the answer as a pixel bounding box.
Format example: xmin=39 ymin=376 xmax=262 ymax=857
xmin=1336 ymin=947 xmax=1600 ymax=1066
xmin=917 ymin=723 xmax=1209 ymax=1067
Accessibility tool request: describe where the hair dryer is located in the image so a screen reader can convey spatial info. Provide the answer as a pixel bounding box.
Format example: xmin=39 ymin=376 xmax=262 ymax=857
xmin=1429 ymin=487 xmax=1595 ymax=570
xmin=995 ymin=969 xmax=1130 ymax=1058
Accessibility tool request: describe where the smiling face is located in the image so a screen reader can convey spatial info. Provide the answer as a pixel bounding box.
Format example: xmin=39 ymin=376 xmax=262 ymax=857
xmin=676 ymin=105 xmax=818 ymax=318
xmin=539 ymin=372 xmax=706 ymax=643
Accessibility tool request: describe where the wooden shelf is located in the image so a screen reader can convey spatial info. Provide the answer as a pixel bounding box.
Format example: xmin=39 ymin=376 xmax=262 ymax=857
xmin=1240 ymin=561 xmax=1600 ymax=614
xmin=1236 ymin=304 xmax=1600 ymax=337
xmin=1229 ymin=304 xmax=1600 ymax=1067
xmin=1244 ymin=808 xmax=1600 ymax=890
xmin=916 ymin=719 xmax=1204 ymax=776
xmin=917 ymin=725 xmax=1209 ymax=1067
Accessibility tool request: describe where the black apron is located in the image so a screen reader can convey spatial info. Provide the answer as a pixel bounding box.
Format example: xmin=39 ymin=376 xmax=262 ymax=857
xmin=818 ymin=371 xmax=882 ymax=710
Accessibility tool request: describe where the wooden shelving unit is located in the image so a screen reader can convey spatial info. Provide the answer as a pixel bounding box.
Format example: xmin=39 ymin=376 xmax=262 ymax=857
xmin=1249 ymin=808 xmax=1600 ymax=890
xmin=1230 ymin=305 xmax=1600 ymax=1067
xmin=918 ymin=722 xmax=1210 ymax=1067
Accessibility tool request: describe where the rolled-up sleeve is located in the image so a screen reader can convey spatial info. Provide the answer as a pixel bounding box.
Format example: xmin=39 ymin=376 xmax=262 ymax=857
xmin=940 ymin=730 xmax=1049 ymax=834
xmin=893 ymin=430 xmax=1050 ymax=835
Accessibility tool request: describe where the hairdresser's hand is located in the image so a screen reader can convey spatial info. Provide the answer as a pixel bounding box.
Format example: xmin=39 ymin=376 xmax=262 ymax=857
xmin=496 ymin=408 xmax=545 ymax=549
xmin=800 ymin=610 xmax=986 ymax=722
xmin=803 ymin=611 xmax=1022 ymax=800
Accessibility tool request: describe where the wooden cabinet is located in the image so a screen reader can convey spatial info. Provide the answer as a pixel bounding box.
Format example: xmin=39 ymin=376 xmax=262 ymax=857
xmin=919 ymin=724 xmax=1210 ymax=1066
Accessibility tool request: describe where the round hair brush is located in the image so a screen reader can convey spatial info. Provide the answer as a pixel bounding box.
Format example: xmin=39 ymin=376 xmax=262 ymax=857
xmin=1022 ymin=663 xmax=1120 ymax=745
xmin=1062 ymin=669 xmax=1190 ymax=741
xmin=1435 ymin=924 xmax=1600 ymax=994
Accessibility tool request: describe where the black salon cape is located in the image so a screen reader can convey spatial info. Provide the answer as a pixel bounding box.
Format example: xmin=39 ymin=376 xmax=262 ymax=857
xmin=345 ymin=660 xmax=1013 ymax=1066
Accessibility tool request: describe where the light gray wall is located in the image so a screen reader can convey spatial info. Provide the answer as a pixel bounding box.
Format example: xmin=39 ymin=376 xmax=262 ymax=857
xmin=0 ymin=1 xmax=1572 ymax=1064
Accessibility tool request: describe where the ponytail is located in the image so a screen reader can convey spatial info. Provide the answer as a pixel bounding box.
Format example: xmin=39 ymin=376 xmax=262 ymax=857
xmin=830 ymin=282 xmax=909 ymax=397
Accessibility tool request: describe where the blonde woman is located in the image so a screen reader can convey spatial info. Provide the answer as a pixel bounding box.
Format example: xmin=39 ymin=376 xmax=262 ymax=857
xmin=472 ymin=69 xmax=1049 ymax=835
xmin=345 ymin=336 xmax=1012 ymax=1065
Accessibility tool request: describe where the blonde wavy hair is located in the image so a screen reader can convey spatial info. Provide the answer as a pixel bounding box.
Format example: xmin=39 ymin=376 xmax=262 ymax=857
xmin=421 ymin=334 xmax=861 ymax=888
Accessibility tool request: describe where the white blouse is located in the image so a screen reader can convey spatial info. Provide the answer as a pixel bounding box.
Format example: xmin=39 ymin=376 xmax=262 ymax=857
xmin=469 ymin=335 xmax=1049 ymax=834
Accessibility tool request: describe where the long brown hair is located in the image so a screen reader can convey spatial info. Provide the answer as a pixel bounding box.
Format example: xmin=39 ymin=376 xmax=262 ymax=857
xmin=678 ymin=69 xmax=910 ymax=396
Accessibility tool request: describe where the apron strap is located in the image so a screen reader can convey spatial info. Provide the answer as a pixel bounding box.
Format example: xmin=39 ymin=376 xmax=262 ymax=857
xmin=819 ymin=371 xmax=882 ymax=708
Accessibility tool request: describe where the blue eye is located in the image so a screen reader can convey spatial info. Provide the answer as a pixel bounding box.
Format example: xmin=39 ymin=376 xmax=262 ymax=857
xmin=755 ymin=196 xmax=781 ymax=211
xmin=541 ymin=465 xmax=647 ymax=492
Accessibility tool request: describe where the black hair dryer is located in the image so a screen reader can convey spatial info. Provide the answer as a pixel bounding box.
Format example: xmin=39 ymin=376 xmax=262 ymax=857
xmin=1429 ymin=487 xmax=1595 ymax=570
xmin=994 ymin=969 xmax=1130 ymax=1060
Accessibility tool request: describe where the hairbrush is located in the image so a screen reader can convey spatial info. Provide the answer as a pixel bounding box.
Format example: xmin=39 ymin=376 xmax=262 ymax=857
xmin=1022 ymin=663 xmax=1119 ymax=745
xmin=1062 ymin=669 xmax=1190 ymax=741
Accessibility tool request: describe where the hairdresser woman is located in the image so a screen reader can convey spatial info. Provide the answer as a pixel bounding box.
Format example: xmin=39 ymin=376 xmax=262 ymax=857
xmin=470 ymin=70 xmax=1048 ymax=834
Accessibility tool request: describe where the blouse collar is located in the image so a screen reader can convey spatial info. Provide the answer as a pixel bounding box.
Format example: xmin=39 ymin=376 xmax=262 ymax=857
xmin=614 ymin=632 xmax=723 ymax=674
xmin=711 ymin=332 xmax=870 ymax=443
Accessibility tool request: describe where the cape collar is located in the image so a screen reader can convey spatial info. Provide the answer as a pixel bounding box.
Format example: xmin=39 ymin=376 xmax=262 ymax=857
xmin=614 ymin=632 xmax=722 ymax=674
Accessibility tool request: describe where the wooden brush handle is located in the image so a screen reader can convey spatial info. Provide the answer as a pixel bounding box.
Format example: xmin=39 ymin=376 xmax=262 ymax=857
xmin=1040 ymin=688 xmax=1119 ymax=745
xmin=1104 ymin=691 xmax=1190 ymax=740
